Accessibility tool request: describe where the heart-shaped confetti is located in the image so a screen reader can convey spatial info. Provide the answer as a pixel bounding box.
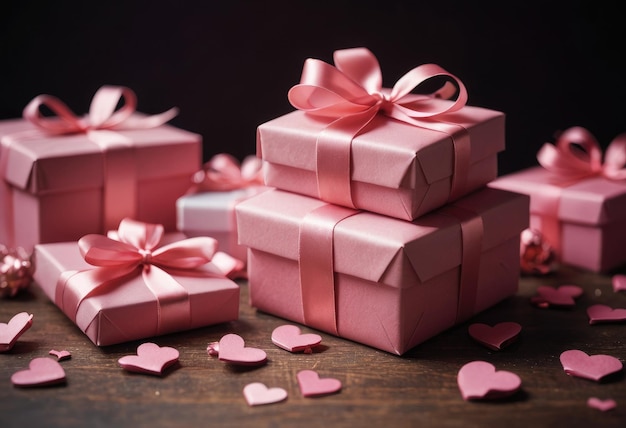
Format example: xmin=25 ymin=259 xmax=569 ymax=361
xmin=468 ymin=322 xmax=522 ymax=351
xmin=587 ymin=397 xmax=617 ymax=412
xmin=118 ymin=342 xmax=179 ymax=376
xmin=243 ymin=382 xmax=288 ymax=406
xmin=271 ymin=325 xmax=322 ymax=353
xmin=612 ymin=274 xmax=626 ymax=293
xmin=531 ymin=285 xmax=583 ymax=308
xmin=560 ymin=350 xmax=623 ymax=381
xmin=49 ymin=349 xmax=72 ymax=361
xmin=587 ymin=304 xmax=626 ymax=324
xmin=11 ymin=357 xmax=66 ymax=387
xmin=0 ymin=312 xmax=33 ymax=352
xmin=216 ymin=334 xmax=267 ymax=366
xmin=297 ymin=370 xmax=342 ymax=397
xmin=457 ymin=361 xmax=521 ymax=400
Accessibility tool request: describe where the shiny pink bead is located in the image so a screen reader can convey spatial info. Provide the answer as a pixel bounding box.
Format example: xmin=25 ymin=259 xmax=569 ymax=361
xmin=0 ymin=245 xmax=33 ymax=298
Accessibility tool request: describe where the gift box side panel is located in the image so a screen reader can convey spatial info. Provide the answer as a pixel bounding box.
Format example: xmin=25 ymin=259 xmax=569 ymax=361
xmin=561 ymin=220 xmax=626 ymax=272
xmin=136 ymin=174 xmax=194 ymax=231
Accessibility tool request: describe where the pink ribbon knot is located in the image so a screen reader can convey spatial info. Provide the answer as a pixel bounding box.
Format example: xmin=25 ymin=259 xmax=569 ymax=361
xmin=189 ymin=153 xmax=265 ymax=193
xmin=537 ymin=126 xmax=626 ymax=181
xmin=287 ymin=47 xmax=470 ymax=207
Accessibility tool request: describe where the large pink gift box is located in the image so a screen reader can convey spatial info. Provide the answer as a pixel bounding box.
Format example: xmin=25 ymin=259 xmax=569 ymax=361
xmin=0 ymin=86 xmax=201 ymax=252
xmin=236 ymin=187 xmax=529 ymax=355
xmin=33 ymin=220 xmax=240 ymax=346
xmin=257 ymin=48 xmax=504 ymax=221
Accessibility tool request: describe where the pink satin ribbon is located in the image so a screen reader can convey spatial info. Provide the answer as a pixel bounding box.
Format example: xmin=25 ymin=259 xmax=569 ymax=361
xmin=55 ymin=218 xmax=221 ymax=335
xmin=187 ymin=153 xmax=264 ymax=193
xmin=288 ymin=47 xmax=471 ymax=208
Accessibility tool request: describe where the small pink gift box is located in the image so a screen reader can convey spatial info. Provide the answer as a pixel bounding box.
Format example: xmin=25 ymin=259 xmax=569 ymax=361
xmin=490 ymin=127 xmax=626 ymax=272
xmin=257 ymin=48 xmax=504 ymax=221
xmin=236 ymin=187 xmax=529 ymax=355
xmin=0 ymin=86 xmax=201 ymax=252
xmin=33 ymin=219 xmax=239 ymax=346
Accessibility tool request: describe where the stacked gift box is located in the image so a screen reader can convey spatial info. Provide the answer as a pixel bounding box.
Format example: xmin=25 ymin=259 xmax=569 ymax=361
xmin=235 ymin=48 xmax=530 ymax=355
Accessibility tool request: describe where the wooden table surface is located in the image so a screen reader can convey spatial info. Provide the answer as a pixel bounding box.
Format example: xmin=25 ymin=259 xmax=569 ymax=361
xmin=1 ymin=265 xmax=625 ymax=428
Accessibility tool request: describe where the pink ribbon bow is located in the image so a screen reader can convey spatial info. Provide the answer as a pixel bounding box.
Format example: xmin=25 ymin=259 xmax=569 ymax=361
xmin=537 ymin=126 xmax=626 ymax=181
xmin=56 ymin=218 xmax=221 ymax=334
xmin=189 ymin=153 xmax=264 ymax=193
xmin=287 ymin=47 xmax=470 ymax=207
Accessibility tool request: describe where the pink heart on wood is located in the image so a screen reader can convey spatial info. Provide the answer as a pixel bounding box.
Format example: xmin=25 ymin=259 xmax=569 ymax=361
xmin=118 ymin=342 xmax=179 ymax=376
xmin=49 ymin=349 xmax=72 ymax=361
xmin=243 ymin=382 xmax=288 ymax=406
xmin=560 ymin=350 xmax=623 ymax=381
xmin=531 ymin=285 xmax=583 ymax=308
xmin=587 ymin=397 xmax=617 ymax=412
xmin=468 ymin=322 xmax=522 ymax=351
xmin=297 ymin=370 xmax=342 ymax=397
xmin=217 ymin=334 xmax=267 ymax=366
xmin=11 ymin=357 xmax=66 ymax=387
xmin=457 ymin=361 xmax=521 ymax=400
xmin=0 ymin=312 xmax=33 ymax=352
xmin=587 ymin=304 xmax=626 ymax=324
xmin=271 ymin=325 xmax=322 ymax=353
xmin=612 ymin=274 xmax=626 ymax=293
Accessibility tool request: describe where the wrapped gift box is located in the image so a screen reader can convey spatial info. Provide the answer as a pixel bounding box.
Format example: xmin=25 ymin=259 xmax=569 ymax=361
xmin=33 ymin=225 xmax=240 ymax=346
xmin=0 ymin=88 xmax=201 ymax=252
xmin=489 ymin=166 xmax=626 ymax=272
xmin=236 ymin=187 xmax=529 ymax=355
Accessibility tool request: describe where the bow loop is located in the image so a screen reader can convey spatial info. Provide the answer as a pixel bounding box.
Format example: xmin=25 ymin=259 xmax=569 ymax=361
xmin=190 ymin=154 xmax=264 ymax=192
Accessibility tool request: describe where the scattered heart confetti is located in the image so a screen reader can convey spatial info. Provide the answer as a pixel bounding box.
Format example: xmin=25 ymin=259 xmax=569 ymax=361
xmin=118 ymin=342 xmax=179 ymax=376
xmin=560 ymin=350 xmax=623 ymax=381
xmin=0 ymin=312 xmax=33 ymax=352
xmin=530 ymin=285 xmax=583 ymax=308
xmin=612 ymin=274 xmax=626 ymax=293
xmin=271 ymin=325 xmax=322 ymax=353
xmin=457 ymin=361 xmax=521 ymax=400
xmin=49 ymin=349 xmax=72 ymax=361
xmin=206 ymin=341 xmax=220 ymax=356
xmin=587 ymin=304 xmax=626 ymax=325
xmin=468 ymin=322 xmax=522 ymax=351
xmin=215 ymin=334 xmax=267 ymax=366
xmin=243 ymin=382 xmax=288 ymax=406
xmin=587 ymin=397 xmax=617 ymax=412
xmin=297 ymin=370 xmax=342 ymax=397
xmin=11 ymin=357 xmax=66 ymax=387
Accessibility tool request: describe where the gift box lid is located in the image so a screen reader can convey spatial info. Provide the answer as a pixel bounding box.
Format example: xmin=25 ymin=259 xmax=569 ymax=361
xmin=1 ymin=117 xmax=201 ymax=194
xmin=256 ymin=105 xmax=504 ymax=191
xmin=236 ymin=187 xmax=529 ymax=287
xmin=490 ymin=166 xmax=626 ymax=226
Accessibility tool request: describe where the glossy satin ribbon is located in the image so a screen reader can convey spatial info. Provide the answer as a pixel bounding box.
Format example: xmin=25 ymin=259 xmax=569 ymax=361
xmin=187 ymin=153 xmax=264 ymax=193
xmin=55 ymin=218 xmax=220 ymax=335
xmin=288 ymin=48 xmax=471 ymax=208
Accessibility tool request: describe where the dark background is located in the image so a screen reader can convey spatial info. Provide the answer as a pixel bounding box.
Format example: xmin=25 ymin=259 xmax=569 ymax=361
xmin=1 ymin=0 xmax=624 ymax=176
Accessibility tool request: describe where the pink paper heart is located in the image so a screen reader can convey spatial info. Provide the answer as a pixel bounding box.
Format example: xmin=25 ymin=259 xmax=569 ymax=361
xmin=49 ymin=349 xmax=72 ymax=361
xmin=243 ymin=382 xmax=288 ymax=406
xmin=118 ymin=342 xmax=179 ymax=376
xmin=531 ymin=285 xmax=583 ymax=307
xmin=468 ymin=322 xmax=522 ymax=351
xmin=271 ymin=325 xmax=322 ymax=353
xmin=587 ymin=397 xmax=617 ymax=412
xmin=612 ymin=274 xmax=626 ymax=293
xmin=457 ymin=361 xmax=521 ymax=400
xmin=11 ymin=357 xmax=66 ymax=387
xmin=587 ymin=304 xmax=626 ymax=324
xmin=297 ymin=370 xmax=342 ymax=397
xmin=0 ymin=312 xmax=33 ymax=352
xmin=560 ymin=350 xmax=623 ymax=381
xmin=217 ymin=334 xmax=267 ymax=366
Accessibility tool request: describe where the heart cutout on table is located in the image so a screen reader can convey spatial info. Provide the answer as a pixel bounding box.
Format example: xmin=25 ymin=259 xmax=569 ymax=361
xmin=587 ymin=397 xmax=617 ymax=412
xmin=118 ymin=342 xmax=179 ymax=376
xmin=217 ymin=334 xmax=267 ymax=366
xmin=612 ymin=274 xmax=626 ymax=293
xmin=468 ymin=322 xmax=522 ymax=351
xmin=587 ymin=304 xmax=626 ymax=324
xmin=49 ymin=349 xmax=72 ymax=361
xmin=531 ymin=285 xmax=583 ymax=308
xmin=457 ymin=361 xmax=521 ymax=400
xmin=271 ymin=325 xmax=322 ymax=353
xmin=297 ymin=370 xmax=342 ymax=397
xmin=11 ymin=357 xmax=66 ymax=387
xmin=243 ymin=382 xmax=288 ymax=406
xmin=560 ymin=350 xmax=623 ymax=381
xmin=0 ymin=312 xmax=33 ymax=352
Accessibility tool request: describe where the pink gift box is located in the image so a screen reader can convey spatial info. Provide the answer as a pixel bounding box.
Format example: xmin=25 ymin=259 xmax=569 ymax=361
xmin=490 ymin=166 xmax=626 ymax=272
xmin=33 ymin=232 xmax=240 ymax=346
xmin=236 ymin=187 xmax=529 ymax=355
